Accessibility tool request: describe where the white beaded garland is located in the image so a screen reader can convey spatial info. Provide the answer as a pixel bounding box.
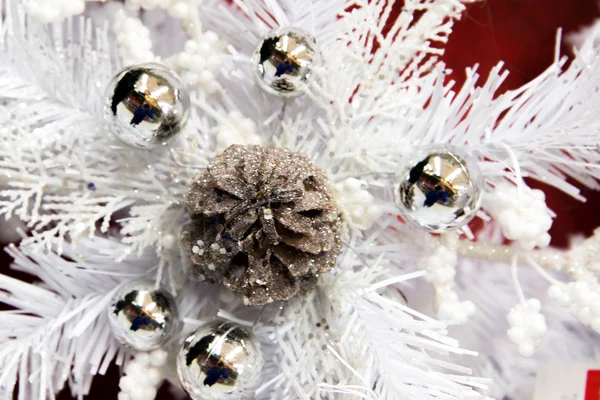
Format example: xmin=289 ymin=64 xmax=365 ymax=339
xmin=548 ymin=274 xmax=600 ymax=334
xmin=332 ymin=178 xmax=383 ymax=231
xmin=419 ymin=236 xmax=475 ymax=323
xmin=24 ymin=0 xmax=85 ymax=23
xmin=506 ymin=298 xmax=547 ymax=357
xmin=113 ymin=10 xmax=155 ymax=67
xmin=485 ymin=182 xmax=553 ymax=250
xmin=125 ymin=0 xmax=199 ymax=13
xmin=118 ymin=349 xmax=168 ymax=400
xmin=214 ymin=111 xmax=261 ymax=153
xmin=175 ymin=33 xmax=222 ymax=93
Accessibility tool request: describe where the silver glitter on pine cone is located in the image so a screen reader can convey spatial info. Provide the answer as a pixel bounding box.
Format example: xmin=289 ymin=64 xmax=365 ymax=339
xmin=182 ymin=145 xmax=342 ymax=306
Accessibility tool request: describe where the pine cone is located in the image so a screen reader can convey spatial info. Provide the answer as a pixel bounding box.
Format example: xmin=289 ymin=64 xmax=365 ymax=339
xmin=182 ymin=145 xmax=342 ymax=306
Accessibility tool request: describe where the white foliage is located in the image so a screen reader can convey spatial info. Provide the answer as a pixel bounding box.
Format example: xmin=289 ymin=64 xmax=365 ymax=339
xmin=450 ymin=258 xmax=600 ymax=399
xmin=0 ymin=238 xmax=156 ymax=399
xmin=1 ymin=0 xmax=600 ymax=399
xmin=254 ymin=263 xmax=490 ymax=400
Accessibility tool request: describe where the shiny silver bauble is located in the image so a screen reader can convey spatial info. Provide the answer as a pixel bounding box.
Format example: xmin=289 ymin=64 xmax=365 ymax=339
xmin=252 ymin=28 xmax=320 ymax=97
xmin=107 ymin=280 xmax=179 ymax=351
xmin=177 ymin=321 xmax=263 ymax=400
xmin=104 ymin=63 xmax=190 ymax=149
xmin=395 ymin=144 xmax=483 ymax=232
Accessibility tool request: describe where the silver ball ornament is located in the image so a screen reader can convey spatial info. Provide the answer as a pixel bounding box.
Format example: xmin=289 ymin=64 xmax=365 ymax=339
xmin=252 ymin=27 xmax=320 ymax=97
xmin=104 ymin=62 xmax=190 ymax=149
xmin=395 ymin=144 xmax=483 ymax=232
xmin=108 ymin=280 xmax=179 ymax=351
xmin=177 ymin=321 xmax=263 ymax=400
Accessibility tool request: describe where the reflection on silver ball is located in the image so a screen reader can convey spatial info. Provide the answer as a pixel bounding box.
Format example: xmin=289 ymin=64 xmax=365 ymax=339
xmin=108 ymin=280 xmax=179 ymax=351
xmin=104 ymin=63 xmax=190 ymax=149
xmin=177 ymin=321 xmax=263 ymax=400
xmin=395 ymin=144 xmax=483 ymax=232
xmin=252 ymin=28 xmax=320 ymax=97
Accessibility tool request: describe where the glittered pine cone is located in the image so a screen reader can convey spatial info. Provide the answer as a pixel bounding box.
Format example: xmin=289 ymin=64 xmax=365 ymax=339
xmin=182 ymin=144 xmax=342 ymax=306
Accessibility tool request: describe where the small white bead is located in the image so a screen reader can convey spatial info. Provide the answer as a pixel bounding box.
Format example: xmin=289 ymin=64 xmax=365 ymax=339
xmin=570 ymin=303 xmax=582 ymax=317
xmin=125 ymin=361 xmax=143 ymax=378
xmin=578 ymin=307 xmax=593 ymax=324
xmin=119 ymin=376 xmax=134 ymax=392
xmin=547 ymin=285 xmax=563 ymax=300
xmin=191 ymin=54 xmax=206 ymax=70
xmin=146 ymin=368 xmax=163 ymax=386
xmin=518 ymin=343 xmax=535 ymax=358
xmin=507 ymin=327 xmax=526 ymax=344
xmin=204 ymin=31 xmax=219 ymax=44
xmin=135 ymin=352 xmax=151 ymax=366
xmin=184 ymin=40 xmax=198 ymax=54
xmin=150 ymin=349 xmax=168 ymax=366
xmin=178 ymin=52 xmax=193 ymax=68
xmin=526 ymin=298 xmax=541 ymax=312
xmin=197 ymin=70 xmax=214 ymax=85
xmin=196 ymin=41 xmax=212 ymax=54
xmin=162 ymin=234 xmax=176 ymax=249
xmin=129 ymin=389 xmax=149 ymax=400
xmin=118 ymin=393 xmax=132 ymax=400
xmin=206 ymin=55 xmax=221 ymax=72
xmin=168 ymin=2 xmax=190 ymax=19
xmin=462 ymin=300 xmax=476 ymax=316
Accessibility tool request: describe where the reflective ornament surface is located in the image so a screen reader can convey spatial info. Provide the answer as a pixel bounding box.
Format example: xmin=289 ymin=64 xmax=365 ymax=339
xmin=104 ymin=63 xmax=190 ymax=149
xmin=252 ymin=28 xmax=320 ymax=97
xmin=108 ymin=280 xmax=179 ymax=351
xmin=395 ymin=144 xmax=483 ymax=232
xmin=177 ymin=321 xmax=263 ymax=400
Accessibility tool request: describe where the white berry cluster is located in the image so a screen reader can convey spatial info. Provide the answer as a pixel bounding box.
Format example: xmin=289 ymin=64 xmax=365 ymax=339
xmin=419 ymin=243 xmax=475 ymax=323
xmin=332 ymin=178 xmax=383 ymax=231
xmin=506 ymin=298 xmax=547 ymax=357
xmin=118 ymin=349 xmax=168 ymax=400
xmin=113 ymin=10 xmax=155 ymax=67
xmin=24 ymin=0 xmax=85 ymax=23
xmin=215 ymin=111 xmax=261 ymax=153
xmin=485 ymin=182 xmax=553 ymax=250
xmin=125 ymin=0 xmax=199 ymax=18
xmin=175 ymin=34 xmax=222 ymax=93
xmin=548 ymin=277 xmax=600 ymax=333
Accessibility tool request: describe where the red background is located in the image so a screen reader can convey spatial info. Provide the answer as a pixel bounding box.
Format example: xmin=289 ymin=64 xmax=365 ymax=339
xmin=1 ymin=0 xmax=598 ymax=398
xmin=586 ymin=370 xmax=600 ymax=400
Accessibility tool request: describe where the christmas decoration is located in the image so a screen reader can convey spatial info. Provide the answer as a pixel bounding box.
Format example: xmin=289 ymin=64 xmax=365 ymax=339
xmin=1 ymin=1 xmax=600 ymax=400
xmin=395 ymin=144 xmax=483 ymax=232
xmin=484 ymin=182 xmax=553 ymax=250
xmin=174 ymin=33 xmax=223 ymax=94
xmin=252 ymin=28 xmax=320 ymax=96
xmin=118 ymin=350 xmax=168 ymax=400
xmin=104 ymin=62 xmax=190 ymax=149
xmin=108 ymin=280 xmax=179 ymax=351
xmin=506 ymin=298 xmax=548 ymax=357
xmin=177 ymin=321 xmax=263 ymax=400
xmin=182 ymin=144 xmax=342 ymax=306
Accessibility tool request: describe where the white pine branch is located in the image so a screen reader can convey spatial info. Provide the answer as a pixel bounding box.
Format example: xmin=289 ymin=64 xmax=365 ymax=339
xmin=0 ymin=238 xmax=158 ymax=399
